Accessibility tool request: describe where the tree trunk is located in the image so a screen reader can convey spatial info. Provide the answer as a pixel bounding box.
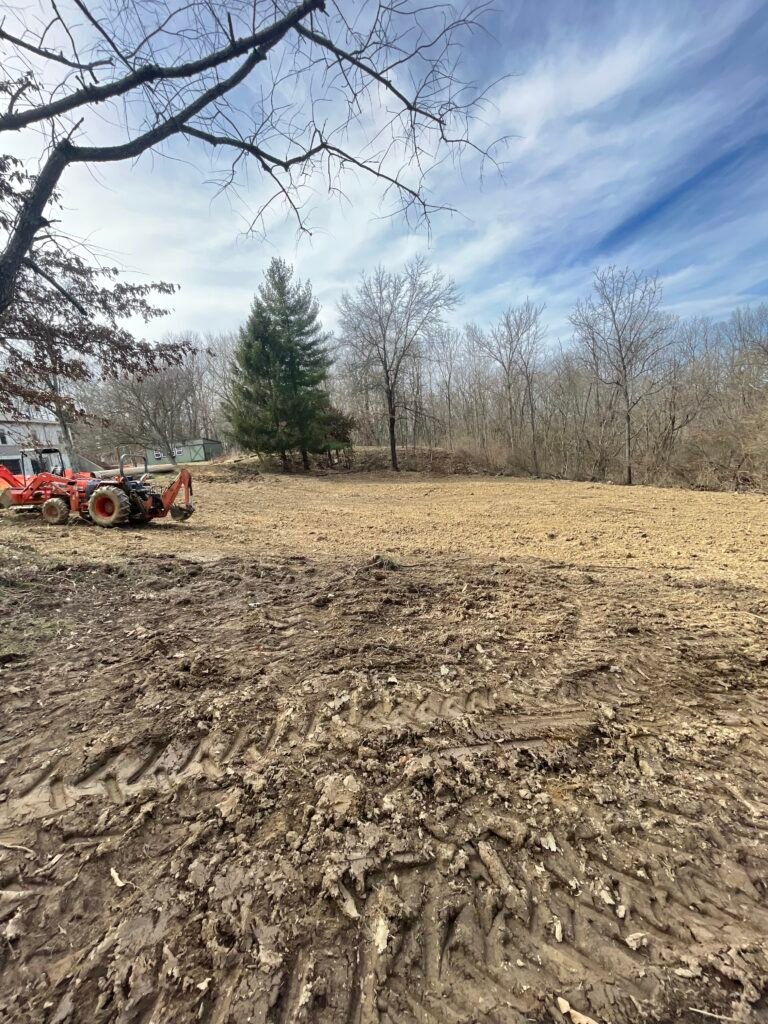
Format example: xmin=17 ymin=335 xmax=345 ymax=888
xmin=624 ymin=405 xmax=633 ymax=486
xmin=386 ymin=390 xmax=399 ymax=471
xmin=526 ymin=380 xmax=539 ymax=476
xmin=160 ymin=438 xmax=178 ymax=467
xmin=51 ymin=399 xmax=78 ymax=470
xmin=446 ymin=382 xmax=453 ymax=451
xmin=0 ymin=141 xmax=73 ymax=316
xmin=506 ymin=379 xmax=516 ymax=461
xmin=301 ymin=447 xmax=310 ymax=470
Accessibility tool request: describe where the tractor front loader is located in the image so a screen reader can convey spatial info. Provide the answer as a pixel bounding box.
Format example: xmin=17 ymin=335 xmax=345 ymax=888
xmin=0 ymin=449 xmax=194 ymax=528
xmin=0 ymin=449 xmax=92 ymax=522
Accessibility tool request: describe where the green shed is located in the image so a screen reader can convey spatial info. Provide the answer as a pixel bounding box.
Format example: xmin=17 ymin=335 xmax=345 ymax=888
xmin=146 ymin=438 xmax=224 ymax=465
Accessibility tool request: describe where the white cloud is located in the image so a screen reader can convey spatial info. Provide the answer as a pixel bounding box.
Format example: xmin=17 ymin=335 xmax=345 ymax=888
xmin=8 ymin=0 xmax=766 ymax=346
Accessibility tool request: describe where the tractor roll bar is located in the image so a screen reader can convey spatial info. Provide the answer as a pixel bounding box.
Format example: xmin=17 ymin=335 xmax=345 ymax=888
xmin=19 ymin=447 xmax=65 ymax=481
xmin=119 ymin=452 xmax=149 ymax=477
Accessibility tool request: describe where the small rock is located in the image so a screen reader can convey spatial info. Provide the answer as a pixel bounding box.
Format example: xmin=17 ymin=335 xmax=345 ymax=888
xmin=373 ymin=916 xmax=389 ymax=954
xmin=539 ymin=832 xmax=557 ymax=853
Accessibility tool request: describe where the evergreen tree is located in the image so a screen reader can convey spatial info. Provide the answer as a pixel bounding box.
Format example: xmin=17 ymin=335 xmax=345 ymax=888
xmin=227 ymin=259 xmax=330 ymax=468
xmin=313 ymin=406 xmax=356 ymax=457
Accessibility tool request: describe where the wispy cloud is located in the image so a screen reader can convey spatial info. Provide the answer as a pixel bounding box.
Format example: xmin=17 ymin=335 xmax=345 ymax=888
xmin=35 ymin=0 xmax=768 ymax=342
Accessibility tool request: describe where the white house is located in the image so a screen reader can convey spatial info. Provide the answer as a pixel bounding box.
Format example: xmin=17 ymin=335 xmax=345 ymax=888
xmin=0 ymin=409 xmax=70 ymax=477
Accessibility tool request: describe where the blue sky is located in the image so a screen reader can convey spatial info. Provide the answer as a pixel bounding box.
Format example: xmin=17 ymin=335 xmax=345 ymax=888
xmin=41 ymin=0 xmax=768 ymax=341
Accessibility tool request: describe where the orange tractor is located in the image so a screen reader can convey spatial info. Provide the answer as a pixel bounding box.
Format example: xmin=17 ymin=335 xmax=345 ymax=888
xmin=0 ymin=449 xmax=194 ymax=527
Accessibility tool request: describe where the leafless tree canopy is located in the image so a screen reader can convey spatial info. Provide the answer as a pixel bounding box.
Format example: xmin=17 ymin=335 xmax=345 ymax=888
xmin=332 ymin=264 xmax=768 ymax=490
xmin=474 ymin=299 xmax=545 ymax=472
xmin=0 ymin=0 xmax=501 ymax=314
xmin=337 ymin=255 xmax=458 ymax=469
xmin=74 ymin=334 xmax=233 ymax=461
xmin=569 ymin=267 xmax=676 ymax=484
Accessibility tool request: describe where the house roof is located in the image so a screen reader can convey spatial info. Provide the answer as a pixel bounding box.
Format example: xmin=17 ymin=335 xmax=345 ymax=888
xmin=0 ymin=413 xmax=59 ymax=427
xmin=0 ymin=401 xmax=59 ymax=426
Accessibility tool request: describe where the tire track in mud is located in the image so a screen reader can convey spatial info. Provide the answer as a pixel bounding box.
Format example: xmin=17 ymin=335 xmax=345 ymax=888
xmin=313 ymin=570 xmax=768 ymax=1023
xmin=1 ymin=732 xmax=239 ymax=821
xmin=0 ymin=694 xmax=596 ymax=823
xmin=335 ymin=794 xmax=768 ymax=1024
xmin=2 ymin=551 xmax=768 ymax=1023
xmin=1 ymin=567 xmax=590 ymax=824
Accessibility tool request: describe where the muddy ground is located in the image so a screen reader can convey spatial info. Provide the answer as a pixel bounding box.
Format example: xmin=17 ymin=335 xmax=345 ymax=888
xmin=1 ymin=468 xmax=767 ymax=1023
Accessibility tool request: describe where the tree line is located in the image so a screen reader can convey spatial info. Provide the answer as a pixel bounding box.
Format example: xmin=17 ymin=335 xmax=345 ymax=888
xmin=337 ymin=261 xmax=768 ymax=489
xmin=71 ymin=256 xmax=768 ymax=491
xmin=4 ymin=0 xmax=761 ymax=491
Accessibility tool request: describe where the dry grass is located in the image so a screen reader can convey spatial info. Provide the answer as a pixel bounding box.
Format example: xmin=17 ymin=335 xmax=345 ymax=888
xmin=3 ymin=466 xmax=767 ymax=585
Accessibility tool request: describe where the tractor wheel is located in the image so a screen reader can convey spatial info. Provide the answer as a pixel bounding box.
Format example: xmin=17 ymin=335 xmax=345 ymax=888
xmin=41 ymin=497 xmax=70 ymax=525
xmin=88 ymin=485 xmax=130 ymax=528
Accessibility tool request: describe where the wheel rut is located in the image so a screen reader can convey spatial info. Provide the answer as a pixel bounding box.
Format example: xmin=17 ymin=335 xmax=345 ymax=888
xmin=2 ymin=549 xmax=767 ymax=1023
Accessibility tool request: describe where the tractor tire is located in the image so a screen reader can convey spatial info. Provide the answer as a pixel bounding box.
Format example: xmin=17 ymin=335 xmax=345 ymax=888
xmin=41 ymin=497 xmax=70 ymax=525
xmin=88 ymin=485 xmax=130 ymax=528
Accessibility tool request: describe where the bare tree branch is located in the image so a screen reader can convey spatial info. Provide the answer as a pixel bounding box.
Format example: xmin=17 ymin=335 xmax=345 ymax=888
xmin=1 ymin=0 xmax=503 ymax=324
xmin=21 ymin=255 xmax=88 ymax=315
xmin=0 ymin=0 xmax=324 ymax=132
xmin=0 ymin=24 xmax=112 ymax=71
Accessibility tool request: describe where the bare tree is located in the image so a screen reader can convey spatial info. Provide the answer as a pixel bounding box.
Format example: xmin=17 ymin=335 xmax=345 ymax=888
xmin=569 ymin=267 xmax=676 ymax=485
xmin=459 ymin=326 xmax=494 ymax=454
xmin=201 ymin=332 xmax=239 ymax=424
xmin=727 ymin=305 xmax=768 ymax=367
xmin=338 ymin=256 xmax=458 ymax=469
xmin=328 ymin=293 xmax=768 ymax=488
xmin=81 ymin=376 xmax=185 ymax=466
xmin=428 ymin=327 xmax=462 ymax=450
xmin=642 ymin=319 xmax=707 ymax=476
xmin=76 ymin=339 xmax=227 ymax=463
xmin=512 ymin=302 xmax=545 ymax=475
xmin=474 ymin=299 xmax=545 ymax=471
xmin=0 ymin=0 xmax=502 ymax=317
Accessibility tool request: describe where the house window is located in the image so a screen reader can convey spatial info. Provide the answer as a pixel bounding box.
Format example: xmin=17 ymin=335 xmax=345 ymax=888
xmin=172 ymin=446 xmax=183 ymax=457
xmin=0 ymin=431 xmax=7 ymax=445
xmin=153 ymin=451 xmax=165 ymax=461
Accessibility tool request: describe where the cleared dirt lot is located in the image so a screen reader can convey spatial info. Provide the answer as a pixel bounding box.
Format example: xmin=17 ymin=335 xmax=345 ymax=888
xmin=1 ymin=467 xmax=768 ymax=1023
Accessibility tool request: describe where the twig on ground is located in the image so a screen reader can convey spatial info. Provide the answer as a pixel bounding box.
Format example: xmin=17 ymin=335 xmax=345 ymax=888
xmin=689 ymin=1010 xmax=742 ymax=1023
xmin=0 ymin=842 xmax=36 ymax=857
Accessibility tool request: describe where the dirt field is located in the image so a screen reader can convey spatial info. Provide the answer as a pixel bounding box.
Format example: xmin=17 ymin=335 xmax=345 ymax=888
xmin=1 ymin=467 xmax=767 ymax=1024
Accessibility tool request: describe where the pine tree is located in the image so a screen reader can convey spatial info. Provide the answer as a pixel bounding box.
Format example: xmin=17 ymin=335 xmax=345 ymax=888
xmin=227 ymin=259 xmax=330 ymax=468
xmin=312 ymin=406 xmax=356 ymax=462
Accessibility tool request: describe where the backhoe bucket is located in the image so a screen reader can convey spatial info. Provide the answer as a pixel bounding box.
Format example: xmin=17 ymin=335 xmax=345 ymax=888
xmin=170 ymin=503 xmax=195 ymax=521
